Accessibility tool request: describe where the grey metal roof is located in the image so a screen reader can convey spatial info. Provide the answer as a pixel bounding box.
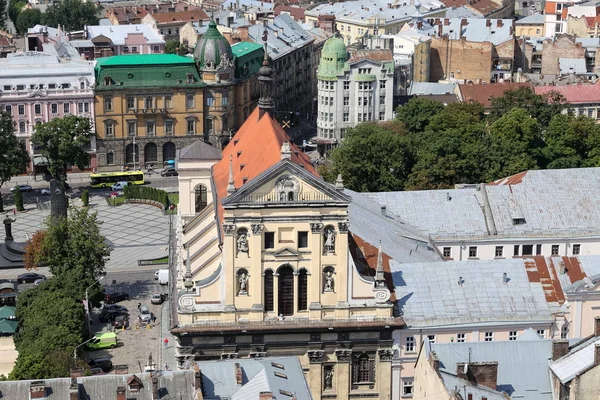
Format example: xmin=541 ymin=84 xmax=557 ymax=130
xmin=177 ymin=140 xmax=223 ymax=161
xmin=516 ymin=12 xmax=545 ymax=24
xmin=409 ymin=81 xmax=456 ymax=95
xmin=576 ymin=37 xmax=600 ymax=50
xmin=0 ymin=371 xmax=196 ymax=399
xmin=551 ymin=336 xmax=600 ymax=383
xmin=415 ymin=18 xmax=514 ymax=45
xmin=392 ymin=258 xmax=554 ymax=327
xmin=305 ymin=0 xmax=446 ymax=25
xmin=444 ymin=6 xmax=482 ymax=18
xmin=430 ymin=338 xmax=554 ymax=400
xmin=345 ymin=189 xmax=441 ymax=264
xmin=559 ymin=57 xmax=587 ymax=75
xmin=197 ymin=356 xmax=312 ymax=400
xmin=366 ymin=167 xmax=600 ymax=240
xmin=86 ymin=24 xmax=164 ymax=45
xmin=247 ymin=14 xmax=313 ymax=61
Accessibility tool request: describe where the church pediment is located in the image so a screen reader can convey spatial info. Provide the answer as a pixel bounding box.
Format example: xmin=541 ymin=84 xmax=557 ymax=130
xmin=222 ymin=159 xmax=350 ymax=208
xmin=272 ymin=247 xmax=301 ymax=257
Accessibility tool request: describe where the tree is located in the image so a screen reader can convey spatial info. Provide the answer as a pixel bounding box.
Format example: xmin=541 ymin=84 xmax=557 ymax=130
xmin=23 ymin=230 xmax=47 ymax=270
xmin=0 ymin=0 xmax=7 ymax=29
xmin=484 ymin=108 xmax=543 ymax=181
xmin=43 ymin=0 xmax=99 ymax=32
xmin=13 ymin=185 xmax=24 ymax=211
xmin=165 ymin=40 xmax=190 ymax=55
xmin=8 ymin=0 xmax=25 ymax=23
xmin=15 ymin=8 xmax=42 ymax=34
xmin=395 ymin=97 xmax=444 ymax=134
xmin=81 ymin=189 xmax=89 ymax=206
xmin=327 ymin=122 xmax=414 ymax=192
xmin=488 ymin=86 xmax=569 ymax=128
xmin=0 ymin=111 xmax=29 ymax=196
xmin=31 ymin=116 xmax=91 ymax=182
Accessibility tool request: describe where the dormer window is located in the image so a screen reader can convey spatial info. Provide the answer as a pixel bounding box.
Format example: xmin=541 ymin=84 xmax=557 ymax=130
xmin=513 ymin=218 xmax=526 ymax=225
xmin=104 ymin=76 xmax=112 ymax=86
xmin=127 ymin=374 xmax=143 ymax=392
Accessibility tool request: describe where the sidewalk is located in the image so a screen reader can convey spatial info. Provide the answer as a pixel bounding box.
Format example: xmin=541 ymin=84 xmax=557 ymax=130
xmin=159 ymin=300 xmax=176 ymax=370
xmin=8 ymin=172 xmax=91 ymax=188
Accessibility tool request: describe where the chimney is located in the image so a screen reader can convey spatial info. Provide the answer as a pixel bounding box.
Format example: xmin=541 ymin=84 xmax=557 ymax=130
xmin=486 ymin=19 xmax=491 ymax=27
xmin=456 ymin=362 xmax=498 ymax=390
xmin=30 ymin=382 xmax=46 ymax=399
xmin=70 ymin=378 xmax=79 ymax=400
xmin=437 ymin=23 xmax=443 ymax=37
xmin=461 ymin=18 xmax=467 ymax=27
xmin=235 ymin=363 xmax=243 ymax=386
xmin=117 ymin=386 xmax=126 ymax=400
xmin=552 ymin=339 xmax=569 ymax=361
xmin=429 ymin=351 xmax=440 ymax=371
xmin=260 ymin=392 xmax=274 ymax=400
xmin=595 ymin=344 xmax=600 ymax=366
xmin=595 ymin=317 xmax=600 ymax=337
xmin=496 ymin=20 xmax=503 ymax=28
xmin=444 ymin=18 xmax=449 ymax=26
xmin=237 ymin=26 xmax=249 ymax=41
xmin=417 ymin=21 xmax=423 ymax=29
xmin=381 ymin=205 xmax=387 ymax=217
xmin=114 ymin=365 xmax=129 ymax=375
xmin=228 ymin=16 xmax=234 ymax=27
xmin=70 ymin=367 xmax=85 ymax=378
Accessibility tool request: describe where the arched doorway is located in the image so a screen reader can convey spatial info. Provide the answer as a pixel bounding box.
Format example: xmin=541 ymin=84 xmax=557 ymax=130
xmin=144 ymin=142 xmax=157 ymax=167
xmin=278 ymin=265 xmax=294 ymax=316
xmin=125 ymin=143 xmax=139 ymax=167
xmin=163 ymin=142 xmax=176 ymax=164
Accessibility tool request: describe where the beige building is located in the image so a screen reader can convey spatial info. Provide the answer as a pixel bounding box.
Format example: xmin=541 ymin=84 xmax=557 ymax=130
xmin=515 ymin=13 xmax=545 ymax=36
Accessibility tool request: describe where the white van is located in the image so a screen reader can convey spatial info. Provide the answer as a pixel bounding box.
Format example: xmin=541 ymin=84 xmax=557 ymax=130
xmin=158 ymin=269 xmax=169 ymax=285
xmin=111 ymin=181 xmax=129 ymax=191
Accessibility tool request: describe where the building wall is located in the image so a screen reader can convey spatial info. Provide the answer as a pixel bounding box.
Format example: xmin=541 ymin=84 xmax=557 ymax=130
xmin=540 ymin=35 xmax=585 ymax=76
xmin=316 ymin=60 xmax=394 ymax=142
xmin=413 ymin=40 xmax=431 ymax=82
xmin=271 ymin=44 xmax=315 ymax=118
xmin=430 ymin=37 xmax=494 ymax=83
xmin=412 ymin=348 xmax=449 ymax=400
xmin=515 ymin=23 xmax=545 ymax=36
xmin=94 ymin=88 xmax=204 ymax=171
xmin=566 ymin=16 xmax=591 ymax=37
xmin=575 ymin=363 xmax=600 ymax=400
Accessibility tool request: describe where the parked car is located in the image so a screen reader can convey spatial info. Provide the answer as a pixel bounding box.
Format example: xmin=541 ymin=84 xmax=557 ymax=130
xmin=87 ymin=332 xmax=117 ymax=350
xmin=101 ymin=304 xmax=128 ymax=314
xmin=138 ymin=305 xmax=151 ymax=323
xmin=111 ymin=181 xmax=129 ymax=191
xmin=104 ymin=291 xmax=130 ymax=304
xmin=40 ymin=188 xmax=51 ymax=195
xmin=114 ymin=315 xmax=128 ymax=329
xmin=150 ymin=293 xmax=167 ymax=305
xmin=10 ymin=184 xmax=32 ymax=192
xmin=87 ymin=357 xmax=113 ymax=373
xmin=33 ymin=278 xmax=45 ymax=286
xmin=160 ymin=167 xmax=178 ymax=177
xmin=154 ymin=270 xmax=159 ymax=280
xmin=17 ymin=273 xmax=46 ymax=284
xmin=99 ymin=309 xmax=129 ymax=323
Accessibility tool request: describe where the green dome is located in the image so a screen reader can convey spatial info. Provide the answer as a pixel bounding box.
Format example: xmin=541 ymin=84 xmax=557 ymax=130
xmin=194 ymin=21 xmax=234 ymax=70
xmin=317 ymin=36 xmax=349 ymax=80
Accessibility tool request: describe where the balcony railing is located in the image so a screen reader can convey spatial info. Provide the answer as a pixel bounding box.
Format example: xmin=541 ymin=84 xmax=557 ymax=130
xmin=236 ymin=191 xmax=335 ymax=204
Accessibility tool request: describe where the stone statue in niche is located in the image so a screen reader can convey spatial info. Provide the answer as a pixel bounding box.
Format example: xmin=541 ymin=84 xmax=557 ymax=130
xmin=237 ymin=230 xmax=249 ymax=256
xmin=274 ymin=175 xmax=300 ymax=202
xmin=238 ymin=271 xmax=248 ymax=295
xmin=324 ymin=270 xmax=335 ymax=292
xmin=324 ymin=367 xmax=334 ymax=389
xmin=324 ymin=227 xmax=336 ymax=254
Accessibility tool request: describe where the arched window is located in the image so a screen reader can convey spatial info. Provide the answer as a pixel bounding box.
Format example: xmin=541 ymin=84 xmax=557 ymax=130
xmin=352 ymin=353 xmax=374 ymax=384
xmin=194 ymin=185 xmax=208 ymax=213
xmin=278 ymin=265 xmax=294 ymax=316
xmin=107 ymin=151 xmax=115 ymax=165
xmin=80 ymin=81 xmax=85 ymax=90
xmin=125 ymin=143 xmax=139 ymax=166
xmin=19 ymin=121 xmax=25 ymax=133
xmin=297 ymin=269 xmax=308 ymax=311
xmin=264 ymin=270 xmax=274 ymax=312
xmin=144 ymin=142 xmax=157 ymax=165
xmin=163 ymin=142 xmax=176 ymax=162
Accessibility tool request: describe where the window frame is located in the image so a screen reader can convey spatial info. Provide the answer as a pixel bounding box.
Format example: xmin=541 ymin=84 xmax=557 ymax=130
xmin=405 ymin=336 xmax=415 ymax=353
xmin=264 ymin=232 xmax=275 ymax=249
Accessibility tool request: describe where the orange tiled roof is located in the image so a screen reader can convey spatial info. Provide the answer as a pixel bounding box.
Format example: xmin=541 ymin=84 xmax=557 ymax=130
xmin=212 ymin=106 xmax=318 ymax=224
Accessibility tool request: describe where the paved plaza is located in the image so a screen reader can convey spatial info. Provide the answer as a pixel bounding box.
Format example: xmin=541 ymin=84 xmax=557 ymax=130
xmin=5 ymin=195 xmax=171 ymax=271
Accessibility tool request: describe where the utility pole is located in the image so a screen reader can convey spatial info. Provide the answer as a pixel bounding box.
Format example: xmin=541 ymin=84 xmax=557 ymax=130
xmin=132 ymin=135 xmax=137 ymax=170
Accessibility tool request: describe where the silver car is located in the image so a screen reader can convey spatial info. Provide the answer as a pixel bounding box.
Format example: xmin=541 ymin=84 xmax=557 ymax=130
xmin=138 ymin=305 xmax=151 ymax=323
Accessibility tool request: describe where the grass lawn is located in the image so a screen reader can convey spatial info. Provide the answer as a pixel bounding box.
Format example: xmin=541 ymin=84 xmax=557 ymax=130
xmin=151 ymin=256 xmax=169 ymax=264
xmin=168 ymin=193 xmax=179 ymax=205
xmin=107 ymin=196 xmax=126 ymax=206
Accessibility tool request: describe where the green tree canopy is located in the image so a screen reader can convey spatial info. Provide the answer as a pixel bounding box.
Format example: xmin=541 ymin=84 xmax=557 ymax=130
xmin=327 ymin=121 xmax=413 ymax=192
xmin=31 ymin=116 xmax=91 ymax=181
xmin=15 ymin=8 xmax=42 ymax=34
xmin=8 ymin=0 xmax=25 ymax=23
xmin=43 ymin=0 xmax=99 ymax=31
xmin=165 ymin=40 xmax=190 ymax=55
xmin=0 ymin=111 xmax=29 ymax=188
xmin=395 ymin=97 xmax=444 ymax=134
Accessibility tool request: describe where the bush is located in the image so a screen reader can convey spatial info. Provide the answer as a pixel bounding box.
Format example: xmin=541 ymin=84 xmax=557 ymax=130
xmin=123 ymin=183 xmax=130 ymax=199
xmin=127 ymin=186 xmax=169 ymax=208
xmin=81 ymin=189 xmax=89 ymax=206
xmin=14 ymin=186 xmax=24 ymax=211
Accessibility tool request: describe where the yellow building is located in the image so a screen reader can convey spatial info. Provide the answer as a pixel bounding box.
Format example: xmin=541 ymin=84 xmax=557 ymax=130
xmin=515 ymin=13 xmax=545 ymax=36
xmin=94 ymin=54 xmax=205 ymax=170
xmin=168 ymin=50 xmax=438 ymax=400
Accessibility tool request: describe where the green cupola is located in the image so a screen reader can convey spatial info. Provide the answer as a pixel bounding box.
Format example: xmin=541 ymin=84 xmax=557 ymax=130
xmin=317 ymin=36 xmax=349 ymax=80
xmin=194 ymin=21 xmax=234 ymax=71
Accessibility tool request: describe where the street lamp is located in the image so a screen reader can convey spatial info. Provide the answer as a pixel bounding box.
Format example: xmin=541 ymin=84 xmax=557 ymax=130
xmin=85 ymin=276 xmax=104 ymax=338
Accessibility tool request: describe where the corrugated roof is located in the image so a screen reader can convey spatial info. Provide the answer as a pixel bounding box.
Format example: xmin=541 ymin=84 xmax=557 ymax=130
xmin=535 ymin=83 xmax=600 ymax=104
xmin=458 ymin=82 xmax=534 ymax=108
xmin=415 ymin=18 xmax=514 ymax=45
xmin=409 ymin=81 xmax=456 ymax=95
xmin=431 ymin=339 xmax=554 ymax=400
xmin=392 ymin=258 xmax=555 ymax=327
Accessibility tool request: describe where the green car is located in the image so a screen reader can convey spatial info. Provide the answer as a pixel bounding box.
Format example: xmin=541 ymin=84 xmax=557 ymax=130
xmin=87 ymin=332 xmax=117 ymax=350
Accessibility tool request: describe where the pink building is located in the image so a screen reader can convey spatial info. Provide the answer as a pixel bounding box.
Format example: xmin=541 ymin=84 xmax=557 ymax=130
xmin=0 ymin=52 xmax=96 ymax=172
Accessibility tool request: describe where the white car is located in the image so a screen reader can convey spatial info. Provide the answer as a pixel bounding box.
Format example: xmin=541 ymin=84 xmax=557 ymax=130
xmin=40 ymin=188 xmax=51 ymax=195
xmin=154 ymin=270 xmax=159 ymax=280
xmin=111 ymin=181 xmax=129 ymax=191
xmin=138 ymin=305 xmax=151 ymax=323
xmin=10 ymin=184 xmax=32 ymax=192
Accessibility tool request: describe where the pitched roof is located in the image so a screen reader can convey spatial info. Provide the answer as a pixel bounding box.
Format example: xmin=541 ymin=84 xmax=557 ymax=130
xmin=392 ymin=258 xmax=555 ymax=328
xmin=150 ymin=9 xmax=209 ymax=24
xmin=458 ymin=82 xmax=534 ymax=108
xmin=178 ymin=140 xmax=222 ymax=161
xmin=96 ymin=54 xmax=194 ymax=67
xmin=274 ymin=5 xmax=305 ymax=21
xmin=86 ymin=24 xmax=164 ymax=45
xmin=348 ymin=49 xmax=393 ymax=63
xmin=534 ymin=83 xmax=600 ymax=104
xmin=247 ymin=14 xmax=314 ymax=61
xmin=430 ymin=339 xmax=554 ymax=400
xmin=212 ymin=107 xmax=317 ymax=224
xmin=517 ymin=12 xmax=545 ymax=24
xmin=551 ymin=336 xmax=600 ymax=384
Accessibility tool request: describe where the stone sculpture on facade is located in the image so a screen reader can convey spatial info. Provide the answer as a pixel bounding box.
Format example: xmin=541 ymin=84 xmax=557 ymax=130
xmin=238 ymin=271 xmax=248 ymax=295
xmin=236 ymin=230 xmax=249 ymax=256
xmin=324 ymin=226 xmax=336 ymax=254
xmin=324 ymin=269 xmax=335 ymax=292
